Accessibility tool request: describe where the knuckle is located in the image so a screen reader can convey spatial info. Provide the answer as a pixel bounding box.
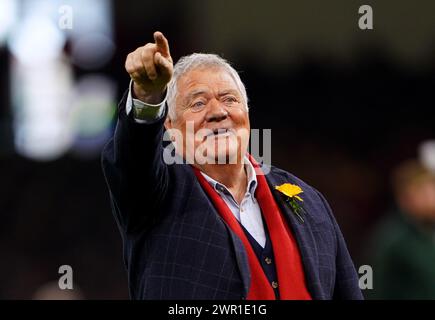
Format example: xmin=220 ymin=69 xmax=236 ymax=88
xmin=144 ymin=43 xmax=155 ymax=50
xmin=140 ymin=47 xmax=154 ymax=61
xmin=135 ymin=63 xmax=146 ymax=74
xmin=125 ymin=53 xmax=132 ymax=64
xmin=125 ymin=61 xmax=133 ymax=73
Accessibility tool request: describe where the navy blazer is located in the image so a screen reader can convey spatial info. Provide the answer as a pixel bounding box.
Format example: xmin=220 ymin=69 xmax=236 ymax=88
xmin=101 ymin=92 xmax=363 ymax=300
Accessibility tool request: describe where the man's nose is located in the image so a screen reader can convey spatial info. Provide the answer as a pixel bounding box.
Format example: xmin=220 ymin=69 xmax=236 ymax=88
xmin=205 ymin=99 xmax=228 ymax=122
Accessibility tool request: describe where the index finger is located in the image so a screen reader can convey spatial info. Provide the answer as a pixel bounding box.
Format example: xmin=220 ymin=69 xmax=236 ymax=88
xmin=154 ymin=31 xmax=171 ymax=58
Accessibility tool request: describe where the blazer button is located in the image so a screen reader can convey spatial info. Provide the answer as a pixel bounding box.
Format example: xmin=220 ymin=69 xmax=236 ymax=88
xmin=271 ymin=281 xmax=278 ymax=289
xmin=265 ymin=257 xmax=272 ymax=264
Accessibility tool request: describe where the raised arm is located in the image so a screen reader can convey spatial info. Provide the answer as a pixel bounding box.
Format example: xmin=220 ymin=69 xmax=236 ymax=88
xmin=101 ymin=32 xmax=174 ymax=234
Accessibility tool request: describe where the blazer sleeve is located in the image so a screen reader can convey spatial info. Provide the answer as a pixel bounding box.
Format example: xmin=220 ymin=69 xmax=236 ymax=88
xmin=316 ymin=190 xmax=364 ymax=300
xmin=101 ymin=90 xmax=169 ymax=234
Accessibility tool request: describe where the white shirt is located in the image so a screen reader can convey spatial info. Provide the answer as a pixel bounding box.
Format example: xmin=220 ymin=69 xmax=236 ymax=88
xmin=126 ymin=83 xmax=267 ymax=247
xmin=200 ymin=159 xmax=266 ymax=248
xmin=126 ymin=80 xmax=166 ymax=123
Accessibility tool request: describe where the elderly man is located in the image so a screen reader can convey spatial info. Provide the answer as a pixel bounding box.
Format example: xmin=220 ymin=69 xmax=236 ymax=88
xmin=102 ymin=31 xmax=363 ymax=300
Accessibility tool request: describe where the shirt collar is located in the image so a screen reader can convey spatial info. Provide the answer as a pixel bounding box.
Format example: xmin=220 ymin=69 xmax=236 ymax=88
xmin=200 ymin=156 xmax=258 ymax=196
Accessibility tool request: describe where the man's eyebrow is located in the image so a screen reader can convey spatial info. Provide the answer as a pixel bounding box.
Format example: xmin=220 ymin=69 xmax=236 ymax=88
xmin=184 ymin=89 xmax=209 ymax=103
xmin=183 ymin=89 xmax=240 ymax=104
xmin=218 ymin=89 xmax=240 ymax=97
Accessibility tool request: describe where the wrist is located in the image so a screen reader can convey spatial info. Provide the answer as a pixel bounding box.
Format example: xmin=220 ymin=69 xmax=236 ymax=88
xmin=132 ymin=82 xmax=166 ymax=104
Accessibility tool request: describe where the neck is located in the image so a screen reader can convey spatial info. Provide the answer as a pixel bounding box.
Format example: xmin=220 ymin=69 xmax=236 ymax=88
xmin=197 ymin=162 xmax=248 ymax=204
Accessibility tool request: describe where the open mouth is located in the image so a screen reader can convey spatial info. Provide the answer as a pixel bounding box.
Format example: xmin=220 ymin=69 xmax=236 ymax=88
xmin=206 ymin=128 xmax=233 ymax=139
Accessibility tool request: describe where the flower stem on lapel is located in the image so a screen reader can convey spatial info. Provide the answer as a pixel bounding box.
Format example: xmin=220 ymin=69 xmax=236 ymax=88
xmin=275 ymin=183 xmax=306 ymax=223
xmin=285 ymin=197 xmax=306 ymax=223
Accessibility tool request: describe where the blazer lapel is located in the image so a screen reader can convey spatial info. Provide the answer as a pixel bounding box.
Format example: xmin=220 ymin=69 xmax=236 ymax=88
xmin=265 ymin=170 xmax=325 ymax=299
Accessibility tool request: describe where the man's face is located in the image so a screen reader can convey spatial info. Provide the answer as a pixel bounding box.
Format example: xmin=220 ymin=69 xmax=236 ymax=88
xmin=165 ymin=67 xmax=250 ymax=165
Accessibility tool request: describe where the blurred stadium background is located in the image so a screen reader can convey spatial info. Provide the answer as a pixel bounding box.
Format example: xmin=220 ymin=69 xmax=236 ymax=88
xmin=0 ymin=0 xmax=434 ymax=299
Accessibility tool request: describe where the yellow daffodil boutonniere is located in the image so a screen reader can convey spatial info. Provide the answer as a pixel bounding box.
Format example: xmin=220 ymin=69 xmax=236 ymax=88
xmin=275 ymin=183 xmax=306 ymax=223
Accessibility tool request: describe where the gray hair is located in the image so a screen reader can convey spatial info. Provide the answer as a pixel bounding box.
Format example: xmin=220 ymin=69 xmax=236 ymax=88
xmin=166 ymin=53 xmax=249 ymax=120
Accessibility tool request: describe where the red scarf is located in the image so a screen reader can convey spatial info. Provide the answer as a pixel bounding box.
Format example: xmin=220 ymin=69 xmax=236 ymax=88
xmin=192 ymin=155 xmax=312 ymax=300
